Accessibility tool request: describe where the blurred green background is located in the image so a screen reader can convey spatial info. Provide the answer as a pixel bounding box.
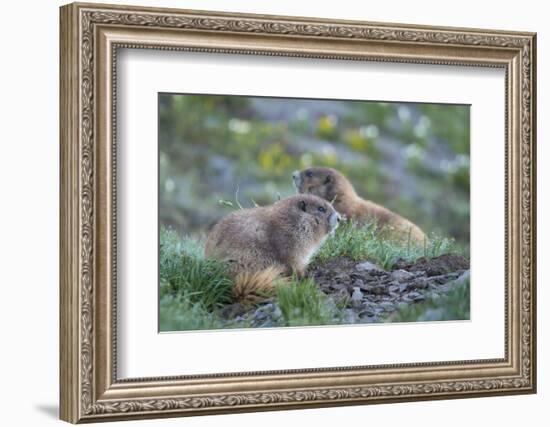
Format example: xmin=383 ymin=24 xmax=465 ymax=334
xmin=159 ymin=94 xmax=470 ymax=247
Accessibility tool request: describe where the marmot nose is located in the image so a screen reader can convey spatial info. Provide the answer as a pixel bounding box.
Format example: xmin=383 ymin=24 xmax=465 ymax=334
xmin=292 ymin=171 xmax=300 ymax=179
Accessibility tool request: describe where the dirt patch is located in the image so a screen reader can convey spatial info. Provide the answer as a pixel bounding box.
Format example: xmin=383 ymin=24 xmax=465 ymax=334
xmin=393 ymin=254 xmax=470 ymax=276
xmin=308 ymin=254 xmax=469 ymax=323
xmin=219 ymin=254 xmax=470 ymax=328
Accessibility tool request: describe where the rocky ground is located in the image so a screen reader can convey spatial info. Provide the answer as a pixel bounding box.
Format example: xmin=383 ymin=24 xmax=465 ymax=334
xmin=220 ymin=254 xmax=470 ymax=328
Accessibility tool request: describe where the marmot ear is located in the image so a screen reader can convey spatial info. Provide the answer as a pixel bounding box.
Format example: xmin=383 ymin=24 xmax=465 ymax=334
xmin=324 ymin=175 xmax=332 ymax=184
xmin=299 ymin=200 xmax=307 ymax=212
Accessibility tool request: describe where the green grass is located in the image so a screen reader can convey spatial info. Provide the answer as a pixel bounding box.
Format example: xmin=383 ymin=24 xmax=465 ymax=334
xmin=276 ymin=278 xmax=341 ymax=327
xmin=159 ymin=224 xmax=468 ymax=331
xmin=159 ymin=292 xmax=222 ymax=331
xmin=312 ymin=221 xmax=462 ymax=270
xmin=386 ymin=276 xmax=470 ymax=323
xmin=160 ymin=227 xmax=233 ymax=311
xmin=159 ymin=227 xmax=235 ymax=331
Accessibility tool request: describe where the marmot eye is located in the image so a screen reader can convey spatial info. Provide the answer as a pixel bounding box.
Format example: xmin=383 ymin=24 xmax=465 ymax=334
xmin=305 ymin=171 xmax=313 ymax=178
xmin=318 ymin=206 xmax=327 ymax=213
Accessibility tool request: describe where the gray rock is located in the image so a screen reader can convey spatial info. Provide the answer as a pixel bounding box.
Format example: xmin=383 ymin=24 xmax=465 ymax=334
xmin=408 ymin=292 xmax=426 ymax=302
xmin=374 ymin=306 xmax=385 ymax=314
xmin=271 ymin=305 xmax=282 ymax=320
xmin=399 ymin=283 xmax=410 ymax=292
xmin=361 ymin=300 xmax=377 ymax=309
xmin=253 ymin=309 xmax=268 ymax=322
xmin=345 ymin=309 xmax=360 ymax=323
xmin=380 ymin=301 xmax=396 ymax=312
xmin=391 ymin=269 xmax=414 ymax=281
xmin=428 ymin=272 xmax=461 ymax=285
xmin=262 ymin=303 xmax=275 ymax=312
xmin=412 ymin=277 xmax=430 ymax=289
xmin=350 ymin=287 xmax=363 ymax=308
xmin=353 ymin=279 xmax=365 ymax=288
xmin=361 ymin=315 xmax=380 ymax=324
xmin=333 ymin=288 xmax=350 ymax=301
xmin=359 ymin=308 xmax=375 ymax=317
xmin=388 ymin=284 xmax=400 ymax=293
xmin=364 ymin=284 xmax=387 ymax=295
xmin=356 ymin=261 xmax=384 ymax=273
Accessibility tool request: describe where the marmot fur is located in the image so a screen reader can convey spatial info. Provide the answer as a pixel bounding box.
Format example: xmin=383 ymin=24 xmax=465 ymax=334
xmin=205 ymin=194 xmax=341 ymax=303
xmin=293 ymin=167 xmax=426 ymax=243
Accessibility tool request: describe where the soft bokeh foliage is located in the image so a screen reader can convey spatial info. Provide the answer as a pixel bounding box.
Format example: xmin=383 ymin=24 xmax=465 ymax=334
xmin=159 ymin=94 xmax=470 ymax=245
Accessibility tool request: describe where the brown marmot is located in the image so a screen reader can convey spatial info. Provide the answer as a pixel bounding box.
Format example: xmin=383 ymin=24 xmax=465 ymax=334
xmin=205 ymin=194 xmax=341 ymax=304
xmin=205 ymin=194 xmax=341 ymax=278
xmin=292 ymin=167 xmax=426 ymax=243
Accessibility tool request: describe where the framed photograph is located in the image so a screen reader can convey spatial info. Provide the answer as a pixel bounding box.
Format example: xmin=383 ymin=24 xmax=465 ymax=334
xmin=60 ymin=2 xmax=537 ymax=423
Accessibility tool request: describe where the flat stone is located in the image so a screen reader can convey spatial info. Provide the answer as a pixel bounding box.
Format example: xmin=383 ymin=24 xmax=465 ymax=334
xmin=359 ymin=309 xmax=375 ymax=317
xmin=413 ymin=271 xmax=427 ymax=278
xmin=388 ymin=284 xmax=400 ymax=293
xmin=253 ymin=310 xmax=268 ymax=322
xmin=353 ymin=279 xmax=366 ymax=289
xmin=356 ymin=261 xmax=384 ymax=273
xmin=408 ymin=292 xmax=426 ymax=302
xmin=350 ymin=287 xmax=363 ymax=308
xmin=430 ymin=273 xmax=460 ymax=284
xmin=412 ymin=277 xmax=429 ymax=289
xmin=364 ymin=285 xmax=387 ymax=296
xmin=361 ymin=315 xmax=380 ymax=323
xmin=390 ymin=269 xmax=415 ymax=281
xmin=380 ymin=301 xmax=396 ymax=311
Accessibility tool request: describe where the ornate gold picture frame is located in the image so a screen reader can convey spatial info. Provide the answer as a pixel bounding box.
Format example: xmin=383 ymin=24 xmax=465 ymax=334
xmin=60 ymin=2 xmax=536 ymax=423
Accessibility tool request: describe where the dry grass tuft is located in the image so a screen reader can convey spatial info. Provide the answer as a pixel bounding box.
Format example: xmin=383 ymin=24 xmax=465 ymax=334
xmin=232 ymin=266 xmax=286 ymax=305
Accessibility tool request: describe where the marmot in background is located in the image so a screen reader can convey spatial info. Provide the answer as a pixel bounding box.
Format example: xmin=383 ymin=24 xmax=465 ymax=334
xmin=205 ymin=194 xmax=341 ymax=303
xmin=292 ymin=167 xmax=426 ymax=243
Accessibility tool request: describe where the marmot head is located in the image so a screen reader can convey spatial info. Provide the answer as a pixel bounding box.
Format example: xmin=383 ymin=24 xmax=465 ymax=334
xmin=292 ymin=167 xmax=356 ymax=204
xmin=278 ymin=194 xmax=341 ymax=235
